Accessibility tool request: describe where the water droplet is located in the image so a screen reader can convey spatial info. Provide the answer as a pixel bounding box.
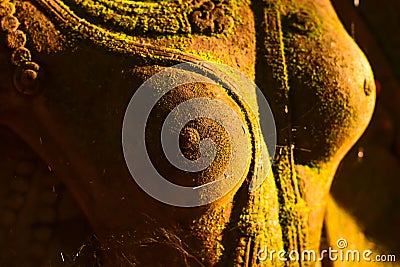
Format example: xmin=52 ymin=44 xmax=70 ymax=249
xmin=351 ymin=22 xmax=356 ymax=39
xmin=357 ymin=147 xmax=364 ymax=159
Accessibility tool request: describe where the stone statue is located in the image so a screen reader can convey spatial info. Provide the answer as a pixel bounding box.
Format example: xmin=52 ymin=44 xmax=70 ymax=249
xmin=0 ymin=0 xmax=375 ymax=266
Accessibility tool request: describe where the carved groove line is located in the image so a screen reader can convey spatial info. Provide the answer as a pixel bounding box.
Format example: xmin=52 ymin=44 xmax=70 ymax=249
xmin=263 ymin=4 xmax=310 ymax=266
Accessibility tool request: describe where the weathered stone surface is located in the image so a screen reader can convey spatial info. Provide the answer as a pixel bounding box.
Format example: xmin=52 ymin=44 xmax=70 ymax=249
xmin=0 ymin=0 xmax=376 ymax=266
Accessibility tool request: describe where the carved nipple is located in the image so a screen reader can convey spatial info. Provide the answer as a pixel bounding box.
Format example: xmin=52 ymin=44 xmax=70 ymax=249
xmin=122 ymin=62 xmax=273 ymax=207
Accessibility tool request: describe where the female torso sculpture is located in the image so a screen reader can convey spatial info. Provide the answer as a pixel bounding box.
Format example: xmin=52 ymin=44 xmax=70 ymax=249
xmin=0 ymin=0 xmax=375 ymax=266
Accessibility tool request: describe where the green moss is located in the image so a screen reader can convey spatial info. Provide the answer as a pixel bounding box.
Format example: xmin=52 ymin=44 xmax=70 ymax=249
xmin=71 ymin=0 xmax=190 ymax=34
xmin=187 ymin=50 xmax=224 ymax=64
xmin=280 ymin=2 xmax=324 ymax=40
xmin=191 ymin=206 xmax=229 ymax=265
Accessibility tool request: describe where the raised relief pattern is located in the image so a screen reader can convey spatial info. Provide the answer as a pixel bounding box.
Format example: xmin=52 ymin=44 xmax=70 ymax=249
xmin=62 ymin=0 xmax=235 ymax=35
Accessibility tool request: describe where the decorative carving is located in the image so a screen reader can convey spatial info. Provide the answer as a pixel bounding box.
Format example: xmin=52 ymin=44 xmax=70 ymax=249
xmin=52 ymin=0 xmax=234 ymax=36
xmin=1 ymin=15 xmax=19 ymax=32
xmin=6 ymin=29 xmax=26 ymax=49
xmin=190 ymin=0 xmax=234 ymax=34
xmin=0 ymin=0 xmax=42 ymax=96
xmin=13 ymin=62 xmax=42 ymax=96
